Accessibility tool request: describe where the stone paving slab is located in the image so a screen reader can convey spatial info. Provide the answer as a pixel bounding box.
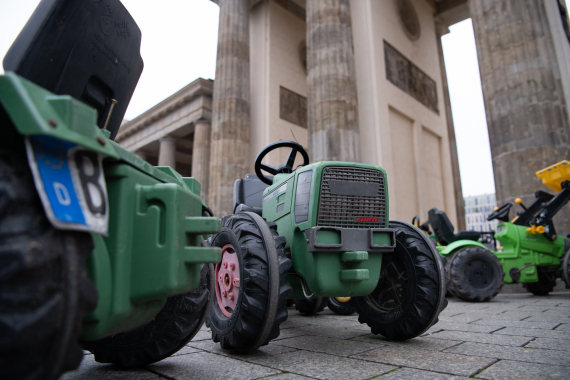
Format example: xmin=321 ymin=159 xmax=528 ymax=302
xmin=60 ymin=355 xmax=160 ymax=380
xmin=188 ymin=339 xmax=298 ymax=359
xmin=475 ymin=360 xmax=570 ymax=380
xmin=444 ymin=341 xmax=570 ymax=366
xmin=273 ymin=335 xmax=380 ymax=356
xmin=492 ymin=326 xmax=570 ymax=339
xmin=379 ymin=367 xmax=471 ymax=380
xmin=352 ymin=343 xmax=496 ymax=377
xmin=555 ymin=323 xmax=570 ymax=331
xmin=66 ymin=293 xmax=570 ymax=380
xmin=247 ymin=350 xmax=396 ymax=380
xmin=470 ymin=318 xmax=561 ymax=330
xmin=147 ymin=352 xmax=281 ymax=380
xmin=425 ymin=321 xmax=504 ymax=334
xmin=350 ymin=336 xmax=462 ymax=351
xmin=524 ymin=337 xmax=570 ymax=351
xmin=427 ymin=330 xmax=533 ymax=347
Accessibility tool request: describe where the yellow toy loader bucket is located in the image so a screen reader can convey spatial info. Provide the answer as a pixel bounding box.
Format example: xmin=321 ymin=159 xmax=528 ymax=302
xmin=536 ymin=160 xmax=570 ymax=192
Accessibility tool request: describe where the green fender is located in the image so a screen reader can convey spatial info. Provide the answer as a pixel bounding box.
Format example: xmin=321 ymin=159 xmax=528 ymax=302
xmin=0 ymin=72 xmax=118 ymax=158
xmin=437 ymin=239 xmax=489 ymax=257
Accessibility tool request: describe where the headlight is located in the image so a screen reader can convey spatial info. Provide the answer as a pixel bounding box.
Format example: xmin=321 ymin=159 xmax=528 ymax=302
xmin=496 ymin=225 xmax=505 ymax=234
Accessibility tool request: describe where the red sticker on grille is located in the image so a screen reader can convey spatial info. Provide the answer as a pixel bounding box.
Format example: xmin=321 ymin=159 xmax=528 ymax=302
xmin=356 ymin=217 xmax=378 ymax=222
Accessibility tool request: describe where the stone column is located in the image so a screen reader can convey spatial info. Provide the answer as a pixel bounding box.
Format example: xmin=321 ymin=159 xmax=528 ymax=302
xmin=208 ymin=0 xmax=250 ymax=216
xmin=436 ymin=22 xmax=466 ymax=231
xmin=192 ymin=120 xmax=211 ymax=203
xmin=134 ymin=150 xmax=147 ymax=161
xmin=158 ymin=137 xmax=176 ymax=169
xmin=469 ymin=0 xmax=570 ymax=234
xmin=306 ymin=0 xmax=360 ymax=163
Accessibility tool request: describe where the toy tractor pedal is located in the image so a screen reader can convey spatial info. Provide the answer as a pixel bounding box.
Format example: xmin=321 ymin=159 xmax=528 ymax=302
xmin=207 ymin=141 xmax=447 ymax=349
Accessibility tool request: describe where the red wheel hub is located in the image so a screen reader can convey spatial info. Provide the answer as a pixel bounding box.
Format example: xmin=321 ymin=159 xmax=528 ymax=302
xmin=215 ymin=244 xmax=240 ymax=317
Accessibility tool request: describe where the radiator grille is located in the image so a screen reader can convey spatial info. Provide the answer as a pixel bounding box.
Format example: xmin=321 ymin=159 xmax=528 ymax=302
xmin=317 ymin=166 xmax=386 ymax=229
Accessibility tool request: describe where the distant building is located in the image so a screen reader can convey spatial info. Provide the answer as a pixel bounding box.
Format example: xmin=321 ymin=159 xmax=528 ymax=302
xmin=464 ymin=193 xmax=498 ymax=232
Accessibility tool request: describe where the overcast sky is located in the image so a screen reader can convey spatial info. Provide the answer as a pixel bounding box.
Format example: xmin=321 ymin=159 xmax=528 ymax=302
xmin=3 ymin=0 xmax=563 ymax=198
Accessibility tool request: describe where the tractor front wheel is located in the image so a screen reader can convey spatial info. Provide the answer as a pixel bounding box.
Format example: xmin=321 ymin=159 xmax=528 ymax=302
xmin=83 ymin=263 xmax=213 ymax=367
xmin=351 ymin=221 xmax=447 ymax=340
xmin=294 ymin=297 xmax=327 ymax=315
xmin=447 ymin=247 xmax=504 ymax=302
xmin=207 ymin=212 xmax=292 ymax=352
xmin=327 ymin=297 xmax=356 ymax=315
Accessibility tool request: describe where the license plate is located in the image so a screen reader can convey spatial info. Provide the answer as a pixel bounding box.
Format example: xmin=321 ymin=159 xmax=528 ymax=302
xmin=25 ymin=135 xmax=109 ymax=235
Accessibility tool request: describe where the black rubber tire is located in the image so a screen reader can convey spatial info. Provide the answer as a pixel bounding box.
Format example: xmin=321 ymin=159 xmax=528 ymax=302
xmin=327 ymin=298 xmax=356 ymax=315
xmin=523 ymin=270 xmax=557 ymax=296
xmin=447 ymin=246 xmax=504 ymax=302
xmin=83 ymin=263 xmax=214 ymax=367
xmin=352 ymin=221 xmax=447 ymax=340
xmin=207 ymin=212 xmax=292 ymax=352
xmin=439 ymin=254 xmax=453 ymax=298
xmin=563 ymin=250 xmax=570 ymax=290
xmin=294 ymin=297 xmax=328 ymax=315
xmin=0 ymin=152 xmax=97 ymax=380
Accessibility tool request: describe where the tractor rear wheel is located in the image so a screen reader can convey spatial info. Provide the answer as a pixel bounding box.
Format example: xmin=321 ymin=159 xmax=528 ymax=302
xmin=352 ymin=221 xmax=447 ymax=340
xmin=327 ymin=297 xmax=356 ymax=315
xmin=83 ymin=263 xmax=213 ymax=367
xmin=207 ymin=212 xmax=292 ymax=352
xmin=294 ymin=297 xmax=328 ymax=315
xmin=523 ymin=270 xmax=557 ymax=296
xmin=0 ymin=152 xmax=97 ymax=380
xmin=447 ymin=247 xmax=504 ymax=302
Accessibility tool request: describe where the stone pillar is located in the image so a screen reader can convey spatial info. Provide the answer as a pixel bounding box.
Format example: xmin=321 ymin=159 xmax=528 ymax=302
xmin=208 ymin=0 xmax=250 ymax=216
xmin=306 ymin=0 xmax=360 ymax=162
xmin=158 ymin=137 xmax=176 ymax=169
xmin=134 ymin=150 xmax=147 ymax=161
xmin=469 ymin=0 xmax=570 ymax=234
xmin=192 ymin=120 xmax=212 ymax=203
xmin=436 ymin=22 xmax=466 ymax=231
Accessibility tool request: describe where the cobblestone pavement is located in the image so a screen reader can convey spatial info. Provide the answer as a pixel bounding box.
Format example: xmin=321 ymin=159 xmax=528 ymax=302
xmin=64 ymin=292 xmax=570 ymax=380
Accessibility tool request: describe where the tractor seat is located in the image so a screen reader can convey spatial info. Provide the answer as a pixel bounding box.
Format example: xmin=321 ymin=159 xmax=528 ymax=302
xmin=233 ymin=174 xmax=271 ymax=216
xmin=428 ymin=208 xmax=481 ymax=245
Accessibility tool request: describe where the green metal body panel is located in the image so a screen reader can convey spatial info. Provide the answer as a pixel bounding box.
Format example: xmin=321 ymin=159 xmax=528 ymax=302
xmin=494 ymin=223 xmax=567 ymax=283
xmin=262 ymin=161 xmax=390 ymax=297
xmin=436 ymin=239 xmax=488 ymax=256
xmin=0 ymin=73 xmax=222 ymax=341
xmin=0 ymin=73 xmax=118 ymax=158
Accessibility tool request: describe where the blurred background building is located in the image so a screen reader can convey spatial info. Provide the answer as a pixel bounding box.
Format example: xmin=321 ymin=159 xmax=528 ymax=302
xmin=116 ymin=0 xmax=570 ymax=235
xmin=464 ymin=193 xmax=498 ymax=232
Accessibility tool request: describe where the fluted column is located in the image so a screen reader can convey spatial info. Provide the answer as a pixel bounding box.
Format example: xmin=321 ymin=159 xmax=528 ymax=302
xmin=306 ymin=0 xmax=360 ymax=163
xmin=208 ymin=0 xmax=250 ymax=216
xmin=469 ymin=0 xmax=570 ymax=234
xmin=192 ymin=120 xmax=212 ymax=203
xmin=158 ymin=137 xmax=176 ymax=169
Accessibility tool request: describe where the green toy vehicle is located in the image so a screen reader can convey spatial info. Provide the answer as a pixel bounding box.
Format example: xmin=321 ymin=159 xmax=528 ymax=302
xmin=206 ymin=141 xmax=448 ymax=352
xmin=425 ymin=161 xmax=570 ymax=302
xmin=0 ymin=1 xmax=221 ymax=379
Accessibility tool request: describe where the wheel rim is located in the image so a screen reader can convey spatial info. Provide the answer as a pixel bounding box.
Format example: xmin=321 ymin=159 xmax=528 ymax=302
xmin=465 ymin=259 xmax=493 ymax=289
xmin=367 ymin=255 xmax=408 ymax=311
xmin=214 ymin=244 xmax=240 ymax=317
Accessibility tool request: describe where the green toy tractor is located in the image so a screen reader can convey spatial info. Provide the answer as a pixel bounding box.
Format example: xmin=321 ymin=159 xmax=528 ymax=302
xmin=0 ymin=1 xmax=221 ymax=379
xmin=425 ymin=161 xmax=570 ymax=302
xmin=206 ymin=141 xmax=448 ymax=352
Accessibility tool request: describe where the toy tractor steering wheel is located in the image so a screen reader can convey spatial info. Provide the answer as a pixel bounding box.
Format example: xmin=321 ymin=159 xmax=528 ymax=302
xmin=254 ymin=141 xmax=309 ymax=185
xmin=487 ymin=202 xmax=513 ymax=222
